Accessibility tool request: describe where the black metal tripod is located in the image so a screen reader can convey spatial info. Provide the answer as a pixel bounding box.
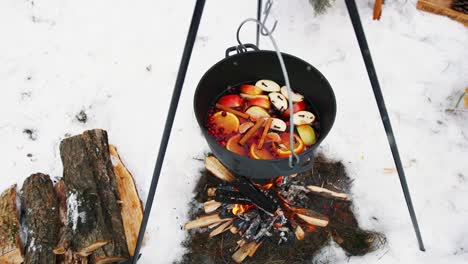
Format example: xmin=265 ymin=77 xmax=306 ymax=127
xmin=129 ymin=0 xmax=425 ymax=262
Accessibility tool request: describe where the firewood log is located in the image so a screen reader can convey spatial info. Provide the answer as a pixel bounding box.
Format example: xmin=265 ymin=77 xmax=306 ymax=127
xmin=184 ymin=214 xmax=232 ymax=230
xmin=232 ymin=241 xmax=257 ymax=263
xmin=203 ymin=200 xmax=222 ymax=214
xmin=296 ymin=212 xmax=329 ymax=227
xmin=306 ymin=185 xmax=348 ymax=200
xmin=60 ymin=129 xmax=129 ymax=262
xmin=21 ymin=173 xmax=61 ymax=264
xmin=209 ymin=219 xmax=233 ymax=237
xmin=109 ymin=145 xmax=144 ymax=257
xmin=205 ymin=156 xmax=236 ymax=182
xmin=54 ymin=180 xmax=68 ymax=255
xmin=295 ymin=225 xmax=305 ymax=241
xmin=0 ymin=185 xmax=23 ymax=264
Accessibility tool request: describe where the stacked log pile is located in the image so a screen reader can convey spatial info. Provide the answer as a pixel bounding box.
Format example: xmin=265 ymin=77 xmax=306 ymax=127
xmin=0 ymin=129 xmax=143 ymax=264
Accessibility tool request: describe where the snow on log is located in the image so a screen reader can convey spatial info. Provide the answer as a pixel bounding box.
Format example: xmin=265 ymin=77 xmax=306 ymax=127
xmin=0 ymin=185 xmax=23 ymax=264
xmin=21 ymin=173 xmax=60 ymax=264
xmin=60 ymin=129 xmax=129 ymax=262
xmin=108 ymin=144 xmax=143 ymax=257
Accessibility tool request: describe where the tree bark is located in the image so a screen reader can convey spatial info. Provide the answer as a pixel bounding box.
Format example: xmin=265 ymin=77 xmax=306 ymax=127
xmin=60 ymin=129 xmax=129 ymax=262
xmin=0 ymin=185 xmax=23 ymax=264
xmin=21 ymin=173 xmax=60 ymax=264
xmin=108 ymin=145 xmax=143 ymax=257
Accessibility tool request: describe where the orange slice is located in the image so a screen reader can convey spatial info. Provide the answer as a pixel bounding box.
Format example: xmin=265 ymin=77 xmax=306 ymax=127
xmin=272 ymin=133 xmax=305 ymax=158
xmin=249 ymin=142 xmax=274 ymax=160
xmin=210 ymin=111 xmax=239 ymax=134
xmin=226 ymin=134 xmax=248 ymax=156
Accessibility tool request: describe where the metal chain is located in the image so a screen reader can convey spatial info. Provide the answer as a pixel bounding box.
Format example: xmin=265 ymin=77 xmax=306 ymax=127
xmin=236 ymin=18 xmax=300 ymax=168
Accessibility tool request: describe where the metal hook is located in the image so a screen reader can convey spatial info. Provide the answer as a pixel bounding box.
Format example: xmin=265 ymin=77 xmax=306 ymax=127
xmin=260 ymin=0 xmax=278 ymax=36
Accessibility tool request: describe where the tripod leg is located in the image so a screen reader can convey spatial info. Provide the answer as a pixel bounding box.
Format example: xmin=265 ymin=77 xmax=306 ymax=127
xmin=130 ymin=1 xmax=206 ymax=263
xmin=344 ymin=0 xmax=425 ymax=252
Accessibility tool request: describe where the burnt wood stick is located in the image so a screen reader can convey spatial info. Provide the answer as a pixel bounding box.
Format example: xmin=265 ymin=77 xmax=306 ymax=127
xmin=233 ymin=177 xmax=278 ymax=214
xmin=0 ymin=185 xmax=23 ymax=264
xmin=60 ymin=129 xmax=129 ymax=261
xmin=21 ymin=173 xmax=60 ymax=264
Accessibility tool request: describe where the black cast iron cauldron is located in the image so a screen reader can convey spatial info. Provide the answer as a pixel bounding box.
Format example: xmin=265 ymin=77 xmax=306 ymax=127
xmin=194 ymin=45 xmax=336 ymax=179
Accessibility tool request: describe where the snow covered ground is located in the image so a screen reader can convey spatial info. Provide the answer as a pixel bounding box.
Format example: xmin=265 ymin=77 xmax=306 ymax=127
xmin=1 ymin=0 xmax=467 ymax=263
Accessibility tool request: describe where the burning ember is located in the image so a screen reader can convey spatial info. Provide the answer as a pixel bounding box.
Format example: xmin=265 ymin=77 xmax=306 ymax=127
xmin=184 ymin=156 xmax=353 ymax=263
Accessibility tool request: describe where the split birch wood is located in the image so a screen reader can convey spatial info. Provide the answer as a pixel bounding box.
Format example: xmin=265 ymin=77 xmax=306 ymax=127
xmin=209 ymin=219 xmax=233 ymax=237
xmin=205 ymin=156 xmax=236 ymax=182
xmin=248 ymin=240 xmax=263 ymax=257
xmin=294 ymin=225 xmax=305 ymax=241
xmin=109 ymin=145 xmax=144 ymax=257
xmin=0 ymin=185 xmax=23 ymax=264
xmin=296 ymin=213 xmax=329 ymax=227
xmin=203 ymin=200 xmax=222 ymax=214
xmin=184 ymin=214 xmax=232 ymax=230
xmin=60 ymin=129 xmax=128 ymax=262
xmin=306 ymin=185 xmax=348 ymax=200
xmin=232 ymin=241 xmax=257 ymax=263
xmin=21 ymin=173 xmax=60 ymax=264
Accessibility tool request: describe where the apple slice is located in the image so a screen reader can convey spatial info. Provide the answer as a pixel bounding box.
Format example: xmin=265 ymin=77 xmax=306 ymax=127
xmin=240 ymin=93 xmax=269 ymax=100
xmin=245 ymin=106 xmax=270 ymax=121
xmin=240 ymin=84 xmax=263 ymax=95
xmin=283 ymin=101 xmax=307 ymax=117
xmin=255 ymin=80 xmax=280 ymax=92
xmin=280 ymin=86 xmax=304 ymax=102
xmin=268 ymin=92 xmax=288 ymax=112
xmin=217 ymin=94 xmax=244 ymax=108
xmin=210 ymin=111 xmax=240 ymax=134
xmin=266 ymin=132 xmax=281 ymax=143
xmin=239 ymin=122 xmax=254 ymax=134
xmin=248 ymin=97 xmax=271 ymax=109
xmin=293 ymin=111 xmax=315 ymax=125
xmin=270 ymin=118 xmax=287 ymax=132
xmin=296 ymin=125 xmax=317 ymax=145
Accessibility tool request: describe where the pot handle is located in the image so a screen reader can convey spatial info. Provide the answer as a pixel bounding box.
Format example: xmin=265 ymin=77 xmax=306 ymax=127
xmin=225 ymin=44 xmax=259 ymax=58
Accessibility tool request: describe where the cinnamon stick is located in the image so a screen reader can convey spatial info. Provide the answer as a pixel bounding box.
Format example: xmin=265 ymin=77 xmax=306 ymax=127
xmin=239 ymin=118 xmax=265 ymax=146
xmin=257 ymin=118 xmax=272 ymax=149
xmin=215 ymin=104 xmax=249 ymax=119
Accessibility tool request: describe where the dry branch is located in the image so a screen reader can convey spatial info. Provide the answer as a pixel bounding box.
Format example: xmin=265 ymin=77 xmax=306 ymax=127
xmin=21 ymin=173 xmax=60 ymax=264
xmin=0 ymin=185 xmax=22 ymax=264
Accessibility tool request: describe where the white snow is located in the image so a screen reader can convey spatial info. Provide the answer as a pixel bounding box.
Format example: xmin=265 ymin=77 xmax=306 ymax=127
xmin=67 ymin=191 xmax=86 ymax=231
xmin=0 ymin=0 xmax=467 ymax=263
